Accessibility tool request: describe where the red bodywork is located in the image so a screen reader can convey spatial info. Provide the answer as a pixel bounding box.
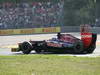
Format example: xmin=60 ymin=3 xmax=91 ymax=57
xmin=59 ymin=34 xmax=79 ymax=43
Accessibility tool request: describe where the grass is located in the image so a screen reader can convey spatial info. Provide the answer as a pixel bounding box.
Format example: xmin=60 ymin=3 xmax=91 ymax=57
xmin=0 ymin=54 xmax=100 ymax=75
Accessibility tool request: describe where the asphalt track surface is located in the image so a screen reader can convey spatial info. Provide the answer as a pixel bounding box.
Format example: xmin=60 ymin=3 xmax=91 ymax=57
xmin=0 ymin=33 xmax=100 ymax=57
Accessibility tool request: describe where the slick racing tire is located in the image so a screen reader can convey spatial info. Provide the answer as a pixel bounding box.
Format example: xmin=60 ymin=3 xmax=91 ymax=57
xmin=87 ymin=44 xmax=96 ymax=53
xmin=21 ymin=42 xmax=32 ymax=54
xmin=73 ymin=40 xmax=83 ymax=54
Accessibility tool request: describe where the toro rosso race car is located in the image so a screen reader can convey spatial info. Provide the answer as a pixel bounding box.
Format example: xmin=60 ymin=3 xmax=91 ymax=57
xmin=11 ymin=25 xmax=97 ymax=54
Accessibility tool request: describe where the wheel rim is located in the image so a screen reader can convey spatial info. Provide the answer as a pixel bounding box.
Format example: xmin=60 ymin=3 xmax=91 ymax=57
xmin=22 ymin=42 xmax=31 ymax=54
xmin=74 ymin=41 xmax=83 ymax=53
xmin=76 ymin=44 xmax=80 ymax=49
xmin=23 ymin=44 xmax=29 ymax=50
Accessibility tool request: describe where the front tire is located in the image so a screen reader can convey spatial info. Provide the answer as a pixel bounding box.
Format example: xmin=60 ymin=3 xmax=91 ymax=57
xmin=21 ymin=42 xmax=32 ymax=54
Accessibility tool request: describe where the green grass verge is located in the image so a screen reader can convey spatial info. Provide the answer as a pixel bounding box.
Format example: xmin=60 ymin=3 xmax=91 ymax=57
xmin=0 ymin=54 xmax=100 ymax=75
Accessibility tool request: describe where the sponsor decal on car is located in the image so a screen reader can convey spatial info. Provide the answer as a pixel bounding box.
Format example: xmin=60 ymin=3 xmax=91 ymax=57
xmin=63 ymin=43 xmax=73 ymax=47
xmin=47 ymin=42 xmax=62 ymax=47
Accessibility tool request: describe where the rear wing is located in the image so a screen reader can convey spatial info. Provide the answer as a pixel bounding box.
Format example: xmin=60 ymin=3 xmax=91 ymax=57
xmin=80 ymin=24 xmax=97 ymax=49
xmin=80 ymin=24 xmax=92 ymax=33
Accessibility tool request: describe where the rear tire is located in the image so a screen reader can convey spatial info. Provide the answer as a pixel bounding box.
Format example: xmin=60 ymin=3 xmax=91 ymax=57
xmin=73 ymin=40 xmax=83 ymax=54
xmin=87 ymin=44 xmax=96 ymax=53
xmin=21 ymin=42 xmax=32 ymax=54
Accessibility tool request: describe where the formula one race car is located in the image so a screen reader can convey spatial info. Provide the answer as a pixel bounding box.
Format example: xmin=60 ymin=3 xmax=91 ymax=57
xmin=11 ymin=24 xmax=97 ymax=54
